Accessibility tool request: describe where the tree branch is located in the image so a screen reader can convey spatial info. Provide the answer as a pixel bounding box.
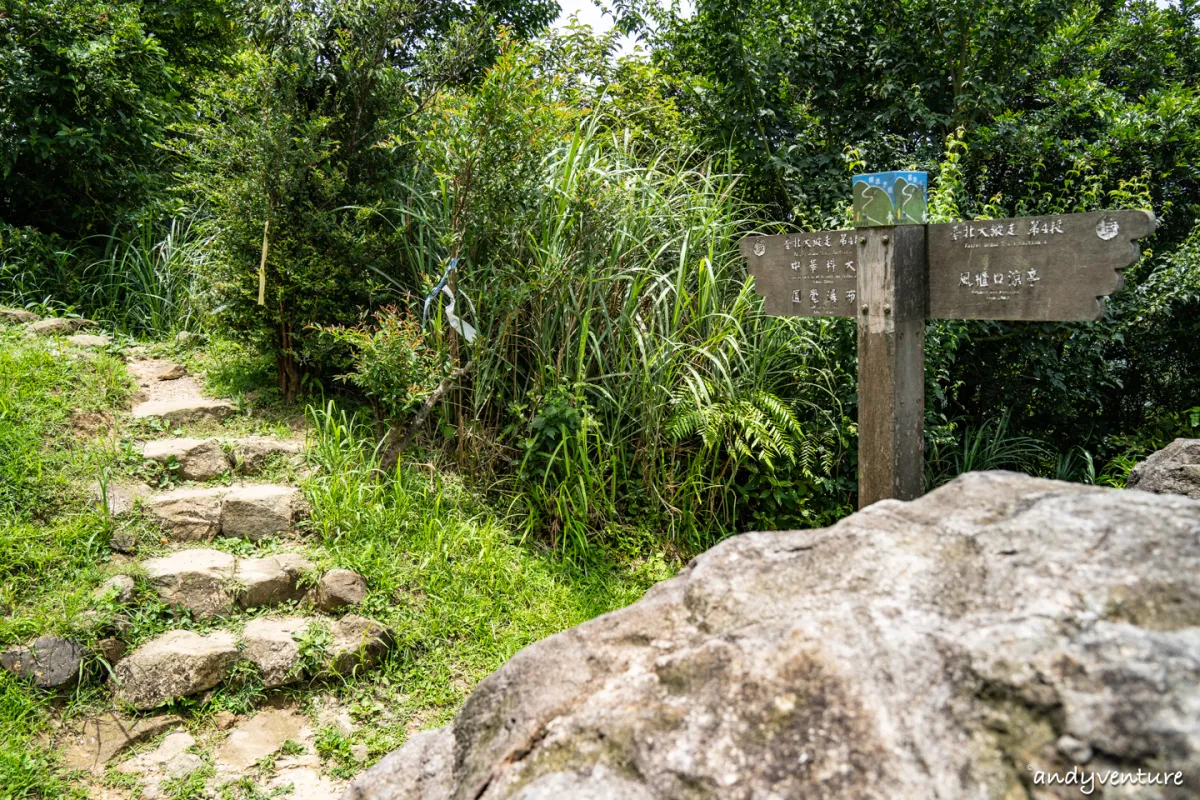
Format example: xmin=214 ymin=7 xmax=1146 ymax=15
xmin=377 ymin=360 xmax=475 ymax=474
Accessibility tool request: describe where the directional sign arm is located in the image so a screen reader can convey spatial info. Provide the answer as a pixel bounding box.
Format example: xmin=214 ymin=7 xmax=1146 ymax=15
xmin=927 ymin=209 xmax=1156 ymax=321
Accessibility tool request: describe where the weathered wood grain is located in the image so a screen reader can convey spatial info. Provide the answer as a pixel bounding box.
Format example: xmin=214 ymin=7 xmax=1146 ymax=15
xmin=927 ymin=209 xmax=1155 ymax=321
xmin=856 ymin=226 xmax=926 ymax=508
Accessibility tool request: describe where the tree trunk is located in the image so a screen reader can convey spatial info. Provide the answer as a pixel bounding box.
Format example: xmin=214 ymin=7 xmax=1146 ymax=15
xmin=277 ymin=311 xmax=301 ymax=404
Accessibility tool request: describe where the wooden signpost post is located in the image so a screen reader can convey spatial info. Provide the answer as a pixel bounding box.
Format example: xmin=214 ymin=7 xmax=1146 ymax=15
xmin=740 ymin=191 xmax=1156 ymax=508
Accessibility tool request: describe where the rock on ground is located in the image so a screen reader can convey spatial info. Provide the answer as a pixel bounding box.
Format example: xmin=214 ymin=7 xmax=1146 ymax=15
xmin=95 ymin=637 xmax=127 ymax=664
xmin=328 ymin=615 xmax=393 ymax=676
xmin=131 ymin=397 xmax=235 ymax=425
xmin=112 ymin=630 xmax=237 ymax=710
xmin=230 ymin=436 xmax=305 ymax=473
xmin=0 ymin=635 xmax=89 ymax=689
xmin=143 ymin=548 xmax=236 ymax=617
xmin=144 ymin=487 xmax=226 ymax=540
xmin=1127 ymin=437 xmax=1200 ymax=500
xmin=109 ymin=531 xmax=139 ymax=554
xmin=116 ymin=731 xmax=196 ymax=775
xmin=142 ymin=437 xmax=303 ymax=481
xmin=0 ymin=307 xmax=39 ymax=324
xmin=235 ymin=553 xmax=313 ymax=609
xmin=165 ymin=751 xmax=204 ymax=779
xmin=155 ymin=363 xmax=187 ymax=380
xmin=345 ymin=472 xmax=1200 ymax=800
xmin=146 ymin=485 xmax=307 ymax=541
xmin=65 ymin=333 xmax=112 ymax=348
xmin=142 ymin=438 xmax=230 ymax=481
xmin=143 ymin=549 xmax=313 ymax=615
xmin=311 ymin=568 xmax=368 ymax=611
xmin=221 ymin=485 xmax=308 ymax=540
xmin=242 ymin=617 xmax=309 ymax=688
xmin=267 ymin=766 xmax=347 ymax=800
xmin=25 ymin=317 xmax=93 ymax=336
xmin=93 ymin=575 xmax=136 ymax=605
xmin=60 ymin=712 xmax=183 ymax=774
xmin=344 ymin=729 xmax=452 ymax=800
xmin=215 ymin=708 xmax=307 ymax=771
xmin=96 ymin=481 xmax=152 ymax=519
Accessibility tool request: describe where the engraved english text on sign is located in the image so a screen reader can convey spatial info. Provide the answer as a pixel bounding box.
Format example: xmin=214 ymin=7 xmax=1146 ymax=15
xmin=927 ymin=210 xmax=1156 ymax=321
xmin=740 ymin=230 xmax=858 ymax=317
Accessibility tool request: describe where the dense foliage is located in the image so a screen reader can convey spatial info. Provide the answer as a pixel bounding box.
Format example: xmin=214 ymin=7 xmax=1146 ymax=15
xmin=650 ymin=0 xmax=1200 ymax=482
xmin=2 ymin=0 xmax=1199 ymax=558
xmin=0 ymin=0 xmax=238 ymax=237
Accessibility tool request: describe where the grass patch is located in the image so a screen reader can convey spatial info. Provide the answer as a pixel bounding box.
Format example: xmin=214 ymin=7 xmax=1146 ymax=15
xmin=0 ymin=325 xmax=131 ymax=797
xmin=302 ymin=402 xmax=678 ymax=730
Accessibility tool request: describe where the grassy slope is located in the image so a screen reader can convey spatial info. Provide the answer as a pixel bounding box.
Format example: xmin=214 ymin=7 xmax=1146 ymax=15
xmin=0 ymin=326 xmax=133 ymax=798
xmin=0 ymin=330 xmax=675 ymax=797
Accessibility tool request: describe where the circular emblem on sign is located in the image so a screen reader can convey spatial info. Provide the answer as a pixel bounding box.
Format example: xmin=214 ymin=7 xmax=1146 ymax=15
xmin=753 ymin=240 xmax=765 ymax=257
xmin=1096 ymin=216 xmax=1120 ymax=241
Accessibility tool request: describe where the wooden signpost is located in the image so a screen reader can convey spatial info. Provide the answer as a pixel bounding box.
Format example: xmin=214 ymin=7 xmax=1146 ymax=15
xmin=740 ymin=205 xmax=1156 ymax=508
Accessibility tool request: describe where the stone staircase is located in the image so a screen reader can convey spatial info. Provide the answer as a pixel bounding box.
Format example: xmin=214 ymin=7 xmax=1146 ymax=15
xmin=109 ymin=353 xmax=392 ymax=710
xmin=0 ymin=317 xmax=392 ymax=796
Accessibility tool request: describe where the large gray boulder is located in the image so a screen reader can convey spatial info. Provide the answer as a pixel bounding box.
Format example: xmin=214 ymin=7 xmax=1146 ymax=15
xmin=344 ymin=472 xmax=1200 ymax=800
xmin=1126 ymin=438 xmax=1200 ymax=499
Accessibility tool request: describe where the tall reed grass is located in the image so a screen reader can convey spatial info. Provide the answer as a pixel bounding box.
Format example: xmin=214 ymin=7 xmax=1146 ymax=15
xmin=0 ymin=216 xmax=211 ymax=338
xmin=381 ymin=114 xmax=853 ymax=556
xmin=81 ymin=217 xmax=213 ymax=337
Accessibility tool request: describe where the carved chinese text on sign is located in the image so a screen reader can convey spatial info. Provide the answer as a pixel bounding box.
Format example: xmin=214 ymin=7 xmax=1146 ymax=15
xmin=739 ymin=230 xmax=858 ymax=318
xmin=926 ymin=210 xmax=1156 ymax=321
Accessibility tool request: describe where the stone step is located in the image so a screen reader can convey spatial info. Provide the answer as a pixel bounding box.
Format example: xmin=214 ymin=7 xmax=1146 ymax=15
xmin=0 ymin=307 xmax=39 ymax=324
xmin=66 ymin=333 xmax=112 ymax=348
xmin=141 ymin=436 xmax=304 ymax=481
xmin=141 ymin=548 xmax=366 ymax=617
xmin=25 ymin=317 xmax=95 ymax=336
xmin=111 ymin=615 xmax=393 ymax=709
xmin=111 ymin=630 xmax=238 ymax=710
xmin=142 ymin=548 xmax=317 ymax=617
xmin=144 ymin=484 xmax=309 ymax=541
xmin=131 ymin=397 xmax=235 ymax=425
xmin=61 ymin=711 xmax=183 ymax=774
xmin=128 ymin=358 xmax=187 ymax=383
